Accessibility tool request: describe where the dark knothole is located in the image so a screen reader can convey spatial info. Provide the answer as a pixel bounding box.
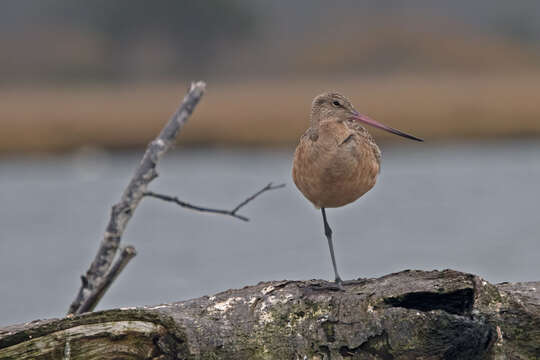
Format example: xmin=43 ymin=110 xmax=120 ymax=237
xmin=383 ymin=288 xmax=474 ymax=315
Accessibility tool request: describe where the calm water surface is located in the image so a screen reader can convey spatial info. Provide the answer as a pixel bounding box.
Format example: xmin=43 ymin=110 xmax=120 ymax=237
xmin=1 ymin=140 xmax=539 ymax=325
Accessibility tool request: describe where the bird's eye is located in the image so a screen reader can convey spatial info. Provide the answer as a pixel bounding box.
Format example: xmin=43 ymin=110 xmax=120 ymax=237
xmin=332 ymin=101 xmax=341 ymax=107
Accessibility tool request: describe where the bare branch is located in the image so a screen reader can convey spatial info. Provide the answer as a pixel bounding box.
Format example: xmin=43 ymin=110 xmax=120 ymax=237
xmin=76 ymin=246 xmax=137 ymax=315
xmin=144 ymin=182 xmax=286 ymax=222
xmin=68 ymin=82 xmax=206 ymax=315
xmin=231 ymin=182 xmax=285 ymax=214
xmin=144 ymin=191 xmax=250 ymax=221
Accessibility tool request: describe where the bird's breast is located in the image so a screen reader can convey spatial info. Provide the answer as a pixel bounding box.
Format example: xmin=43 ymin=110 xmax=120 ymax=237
xmin=292 ymin=128 xmax=380 ymax=208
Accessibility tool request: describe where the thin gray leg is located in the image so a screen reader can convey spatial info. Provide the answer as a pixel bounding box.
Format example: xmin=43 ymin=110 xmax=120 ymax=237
xmin=321 ymin=208 xmax=343 ymax=286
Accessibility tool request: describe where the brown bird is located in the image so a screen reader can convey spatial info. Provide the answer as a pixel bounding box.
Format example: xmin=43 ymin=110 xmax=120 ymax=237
xmin=292 ymin=92 xmax=423 ymax=287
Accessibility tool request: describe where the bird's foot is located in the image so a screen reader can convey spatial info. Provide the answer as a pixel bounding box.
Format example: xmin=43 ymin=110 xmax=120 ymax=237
xmin=309 ymin=278 xmax=345 ymax=292
xmin=334 ymin=277 xmax=345 ymax=291
xmin=341 ymin=278 xmax=368 ymax=286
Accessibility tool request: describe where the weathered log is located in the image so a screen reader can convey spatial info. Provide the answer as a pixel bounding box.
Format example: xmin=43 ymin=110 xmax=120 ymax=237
xmin=1 ymin=270 xmax=539 ymax=359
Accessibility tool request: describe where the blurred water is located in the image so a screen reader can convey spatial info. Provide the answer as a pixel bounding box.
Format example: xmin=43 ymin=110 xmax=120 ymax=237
xmin=1 ymin=140 xmax=539 ymax=325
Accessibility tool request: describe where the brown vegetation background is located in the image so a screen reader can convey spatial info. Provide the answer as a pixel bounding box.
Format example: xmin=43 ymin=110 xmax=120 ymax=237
xmin=1 ymin=1 xmax=540 ymax=153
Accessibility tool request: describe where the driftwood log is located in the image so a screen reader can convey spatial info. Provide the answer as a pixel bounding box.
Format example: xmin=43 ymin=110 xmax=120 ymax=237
xmin=1 ymin=270 xmax=539 ymax=359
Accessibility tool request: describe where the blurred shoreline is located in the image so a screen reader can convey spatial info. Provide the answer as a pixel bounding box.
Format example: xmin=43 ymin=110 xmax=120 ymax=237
xmin=1 ymin=73 xmax=540 ymax=154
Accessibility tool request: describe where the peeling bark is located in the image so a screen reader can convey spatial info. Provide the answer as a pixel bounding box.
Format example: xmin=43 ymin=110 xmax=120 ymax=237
xmin=2 ymin=270 xmax=539 ymax=359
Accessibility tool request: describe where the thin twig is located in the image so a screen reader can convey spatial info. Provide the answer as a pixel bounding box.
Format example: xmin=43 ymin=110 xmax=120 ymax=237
xmin=231 ymin=182 xmax=285 ymax=214
xmin=76 ymin=246 xmax=137 ymax=315
xmin=144 ymin=192 xmax=249 ymax=221
xmin=144 ymin=182 xmax=286 ymax=222
xmin=67 ymin=82 xmax=206 ymax=315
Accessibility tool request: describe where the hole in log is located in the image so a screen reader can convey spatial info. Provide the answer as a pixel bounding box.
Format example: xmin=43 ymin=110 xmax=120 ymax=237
xmin=384 ymin=288 xmax=474 ymax=315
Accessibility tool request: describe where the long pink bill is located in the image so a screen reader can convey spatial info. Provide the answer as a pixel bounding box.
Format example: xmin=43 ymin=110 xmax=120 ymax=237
xmin=353 ymin=113 xmax=423 ymax=142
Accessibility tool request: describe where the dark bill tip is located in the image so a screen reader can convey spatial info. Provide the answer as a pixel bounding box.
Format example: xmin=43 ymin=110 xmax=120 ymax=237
xmin=388 ymin=128 xmax=424 ymax=142
xmin=352 ymin=113 xmax=424 ymax=142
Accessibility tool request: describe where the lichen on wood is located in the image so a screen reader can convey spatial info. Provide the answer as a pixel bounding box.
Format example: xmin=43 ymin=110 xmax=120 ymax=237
xmin=2 ymin=270 xmax=539 ymax=359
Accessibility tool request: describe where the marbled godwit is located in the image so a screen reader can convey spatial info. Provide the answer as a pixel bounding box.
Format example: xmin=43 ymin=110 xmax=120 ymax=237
xmin=292 ymin=92 xmax=423 ymax=286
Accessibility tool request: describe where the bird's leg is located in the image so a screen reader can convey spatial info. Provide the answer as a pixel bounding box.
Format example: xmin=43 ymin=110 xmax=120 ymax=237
xmin=321 ymin=208 xmax=343 ymax=288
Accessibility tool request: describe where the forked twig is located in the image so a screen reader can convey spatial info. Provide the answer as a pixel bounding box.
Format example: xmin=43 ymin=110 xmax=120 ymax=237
xmin=67 ymin=82 xmax=206 ymax=315
xmin=76 ymin=246 xmax=137 ymax=314
xmin=144 ymin=182 xmax=286 ymax=221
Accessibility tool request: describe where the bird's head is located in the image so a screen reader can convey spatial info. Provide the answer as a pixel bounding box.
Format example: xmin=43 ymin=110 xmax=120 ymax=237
xmin=311 ymin=92 xmax=423 ymax=142
xmin=311 ymin=92 xmax=356 ymax=123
